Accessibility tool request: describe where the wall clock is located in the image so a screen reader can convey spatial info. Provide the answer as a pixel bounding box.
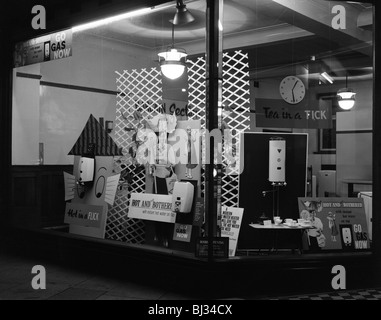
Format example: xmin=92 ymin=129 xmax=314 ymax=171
xmin=279 ymin=76 xmax=305 ymax=104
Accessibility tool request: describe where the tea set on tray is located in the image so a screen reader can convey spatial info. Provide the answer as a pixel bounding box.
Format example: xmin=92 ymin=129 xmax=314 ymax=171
xmin=275 ymin=217 xmax=311 ymax=227
xmin=259 ymin=213 xmax=312 ymax=227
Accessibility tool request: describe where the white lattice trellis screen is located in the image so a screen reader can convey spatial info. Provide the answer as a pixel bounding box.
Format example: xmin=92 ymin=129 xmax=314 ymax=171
xmin=188 ymin=56 xmax=206 ymax=196
xmin=188 ymin=56 xmax=206 ymax=128
xmin=105 ymin=68 xmax=162 ymax=243
xmin=106 ymin=52 xmax=249 ymax=243
xmin=221 ymin=50 xmax=250 ymax=207
xmin=188 ymin=51 xmax=250 ymax=207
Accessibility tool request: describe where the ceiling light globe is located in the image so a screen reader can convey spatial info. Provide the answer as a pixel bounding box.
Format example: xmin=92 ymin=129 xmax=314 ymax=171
xmin=160 ymin=62 xmax=185 ymax=80
xmin=338 ymin=99 xmax=355 ymax=110
xmin=337 ymin=88 xmax=356 ymax=110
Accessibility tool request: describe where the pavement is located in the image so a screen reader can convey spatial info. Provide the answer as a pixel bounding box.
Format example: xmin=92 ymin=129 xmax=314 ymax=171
xmin=0 ymin=251 xmax=190 ymax=300
xmin=1 ymin=250 xmax=381 ymax=301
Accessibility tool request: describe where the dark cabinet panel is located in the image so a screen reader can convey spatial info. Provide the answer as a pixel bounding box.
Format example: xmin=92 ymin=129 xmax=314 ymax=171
xmin=10 ymin=165 xmax=73 ymax=228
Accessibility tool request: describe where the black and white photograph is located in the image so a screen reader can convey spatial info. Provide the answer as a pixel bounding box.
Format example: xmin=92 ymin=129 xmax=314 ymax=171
xmin=1 ymin=0 xmax=381 ymax=309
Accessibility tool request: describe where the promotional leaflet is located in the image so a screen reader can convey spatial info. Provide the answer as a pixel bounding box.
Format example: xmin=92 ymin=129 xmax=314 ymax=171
xmin=221 ymin=206 xmax=244 ymax=256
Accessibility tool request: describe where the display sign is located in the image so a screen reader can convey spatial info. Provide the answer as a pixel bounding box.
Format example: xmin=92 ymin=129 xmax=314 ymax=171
xmin=238 ymin=132 xmax=307 ymax=250
xmin=173 ymin=223 xmax=192 ymax=242
xmin=193 ymin=198 xmax=204 ymax=227
xmin=298 ymin=197 xmax=370 ymax=251
xmin=63 ymin=116 xmax=122 ymax=239
xmin=162 ymin=98 xmax=189 ymax=120
xmin=14 ymin=29 xmax=73 ymax=67
xmin=255 ymin=98 xmax=332 ymax=129
xmin=195 ymin=237 xmax=229 ymax=258
xmin=221 ymin=206 xmax=244 ymax=256
xmin=128 ymin=193 xmax=176 ymax=223
xmin=64 ymin=203 xmax=104 ymax=228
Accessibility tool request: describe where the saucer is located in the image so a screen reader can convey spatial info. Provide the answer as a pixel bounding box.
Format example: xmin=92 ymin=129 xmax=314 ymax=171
xmin=284 ymin=223 xmax=300 ymax=228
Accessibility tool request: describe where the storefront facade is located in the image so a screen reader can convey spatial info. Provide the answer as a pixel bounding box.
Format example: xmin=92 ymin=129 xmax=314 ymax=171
xmin=1 ymin=0 xmax=381 ymax=294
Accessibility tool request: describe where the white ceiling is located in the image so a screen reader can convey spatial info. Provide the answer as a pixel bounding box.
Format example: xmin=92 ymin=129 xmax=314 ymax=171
xmin=82 ymin=0 xmax=313 ymax=48
xmin=81 ymin=0 xmax=373 ymax=76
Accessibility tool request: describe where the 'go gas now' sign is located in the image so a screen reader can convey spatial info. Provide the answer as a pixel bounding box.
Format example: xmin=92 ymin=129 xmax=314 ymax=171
xmin=14 ymin=29 xmax=72 ymax=68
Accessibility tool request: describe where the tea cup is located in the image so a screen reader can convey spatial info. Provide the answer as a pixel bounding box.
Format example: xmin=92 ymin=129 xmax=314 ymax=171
xmin=263 ymin=220 xmax=272 ymax=226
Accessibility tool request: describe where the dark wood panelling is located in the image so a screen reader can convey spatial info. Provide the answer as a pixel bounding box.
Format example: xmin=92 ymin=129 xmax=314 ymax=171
xmin=41 ymin=171 xmax=68 ymax=225
xmin=12 ymin=175 xmax=39 ymax=207
xmin=10 ymin=166 xmax=73 ymax=228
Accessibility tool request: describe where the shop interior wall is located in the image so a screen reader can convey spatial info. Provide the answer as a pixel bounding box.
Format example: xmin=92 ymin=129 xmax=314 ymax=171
xmin=249 ymin=70 xmax=372 ymax=198
xmin=249 ymin=71 xmax=335 ymax=176
xmin=13 ymin=32 xmax=156 ymax=165
xmin=312 ymin=78 xmax=373 ymax=197
xmin=12 ymin=64 xmax=41 ymax=165
xmin=336 ymin=79 xmax=373 ymax=197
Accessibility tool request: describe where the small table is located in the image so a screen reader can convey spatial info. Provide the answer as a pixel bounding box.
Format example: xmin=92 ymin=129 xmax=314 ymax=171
xmin=342 ymin=179 xmax=372 ymax=197
xmin=249 ymin=223 xmax=315 ymax=254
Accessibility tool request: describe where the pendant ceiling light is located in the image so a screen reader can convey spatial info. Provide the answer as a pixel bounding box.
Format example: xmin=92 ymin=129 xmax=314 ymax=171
xmin=337 ymin=75 xmax=356 ymax=110
xmin=158 ymin=23 xmax=187 ymax=80
xmin=158 ymin=1 xmax=194 ymax=80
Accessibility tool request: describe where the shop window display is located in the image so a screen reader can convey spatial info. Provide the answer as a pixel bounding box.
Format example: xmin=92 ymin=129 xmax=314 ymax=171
xmin=11 ymin=0 xmax=374 ymax=259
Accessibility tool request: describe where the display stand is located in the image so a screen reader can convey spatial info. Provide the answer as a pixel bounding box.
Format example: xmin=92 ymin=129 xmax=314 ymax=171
xmin=249 ymin=223 xmax=314 ymax=254
xmin=238 ymin=133 xmax=308 ymax=250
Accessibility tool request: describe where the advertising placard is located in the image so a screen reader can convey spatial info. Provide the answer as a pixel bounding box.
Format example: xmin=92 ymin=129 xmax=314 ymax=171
xmin=64 ymin=203 xmax=104 ymax=228
xmin=162 ymin=98 xmax=189 ymax=120
xmin=256 ymin=98 xmax=332 ymax=129
xmin=128 ymin=193 xmax=176 ymax=223
xmin=173 ymin=223 xmax=192 ymax=242
xmin=298 ymin=197 xmax=370 ymax=252
xmin=193 ymin=198 xmax=204 ymax=227
xmin=221 ymin=206 xmax=244 ymax=256
xmin=14 ymin=29 xmax=72 ymax=67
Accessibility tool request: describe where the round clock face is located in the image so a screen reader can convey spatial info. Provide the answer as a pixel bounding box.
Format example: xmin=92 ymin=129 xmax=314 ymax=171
xmin=279 ymin=76 xmax=306 ymax=104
